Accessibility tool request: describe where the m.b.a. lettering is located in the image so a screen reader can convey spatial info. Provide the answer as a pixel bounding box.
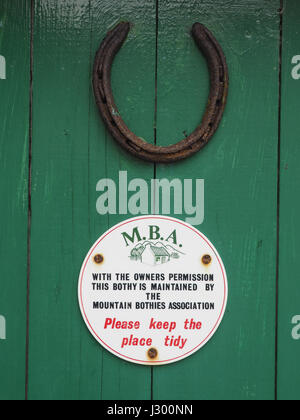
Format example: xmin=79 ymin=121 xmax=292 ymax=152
xmin=122 ymin=225 xmax=180 ymax=247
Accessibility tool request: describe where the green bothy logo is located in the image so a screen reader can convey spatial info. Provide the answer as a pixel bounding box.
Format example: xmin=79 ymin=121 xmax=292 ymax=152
xmin=130 ymin=241 xmax=185 ymax=266
xmin=121 ymin=225 xmax=185 ymax=266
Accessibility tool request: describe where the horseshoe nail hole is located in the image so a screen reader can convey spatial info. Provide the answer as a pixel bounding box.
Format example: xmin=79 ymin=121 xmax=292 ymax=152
xmin=110 ymin=119 xmax=117 ymax=127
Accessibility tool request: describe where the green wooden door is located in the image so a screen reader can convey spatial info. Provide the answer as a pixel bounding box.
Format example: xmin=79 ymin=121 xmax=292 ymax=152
xmin=0 ymin=0 xmax=299 ymax=401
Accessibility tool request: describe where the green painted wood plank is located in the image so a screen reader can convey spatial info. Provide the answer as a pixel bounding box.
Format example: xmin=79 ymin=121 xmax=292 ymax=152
xmin=27 ymin=0 xmax=155 ymax=400
xmin=0 ymin=0 xmax=31 ymax=401
xmin=153 ymin=0 xmax=279 ymax=400
xmin=89 ymin=0 xmax=156 ymax=401
xmin=277 ymin=0 xmax=300 ymax=401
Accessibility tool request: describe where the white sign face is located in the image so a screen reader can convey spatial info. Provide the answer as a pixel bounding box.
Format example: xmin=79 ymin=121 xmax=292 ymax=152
xmin=78 ymin=216 xmax=228 ymax=365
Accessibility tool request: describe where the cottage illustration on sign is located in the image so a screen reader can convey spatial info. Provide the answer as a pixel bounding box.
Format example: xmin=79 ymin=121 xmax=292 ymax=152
xmin=130 ymin=241 xmax=185 ymax=266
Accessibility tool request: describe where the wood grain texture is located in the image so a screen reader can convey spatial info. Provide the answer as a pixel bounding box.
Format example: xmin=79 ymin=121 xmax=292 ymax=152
xmin=153 ymin=0 xmax=279 ymax=400
xmin=1 ymin=0 xmax=298 ymax=401
xmin=89 ymin=0 xmax=156 ymax=401
xmin=277 ymin=0 xmax=300 ymax=401
xmin=27 ymin=0 xmax=155 ymax=400
xmin=0 ymin=0 xmax=30 ymax=401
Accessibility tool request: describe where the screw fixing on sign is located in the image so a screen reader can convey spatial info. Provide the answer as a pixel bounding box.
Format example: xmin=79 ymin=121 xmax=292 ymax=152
xmin=94 ymin=254 xmax=104 ymax=265
xmin=148 ymin=348 xmax=158 ymax=360
xmin=93 ymin=22 xmax=229 ymax=163
xmin=202 ymin=255 xmax=212 ymax=265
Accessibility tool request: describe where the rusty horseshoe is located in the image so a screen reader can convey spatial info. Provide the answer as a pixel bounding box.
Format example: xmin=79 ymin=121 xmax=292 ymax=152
xmin=93 ymin=22 xmax=229 ymax=164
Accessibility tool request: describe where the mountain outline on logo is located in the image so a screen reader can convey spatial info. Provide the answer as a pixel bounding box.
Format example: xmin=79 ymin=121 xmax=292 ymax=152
xmin=130 ymin=241 xmax=185 ymax=266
